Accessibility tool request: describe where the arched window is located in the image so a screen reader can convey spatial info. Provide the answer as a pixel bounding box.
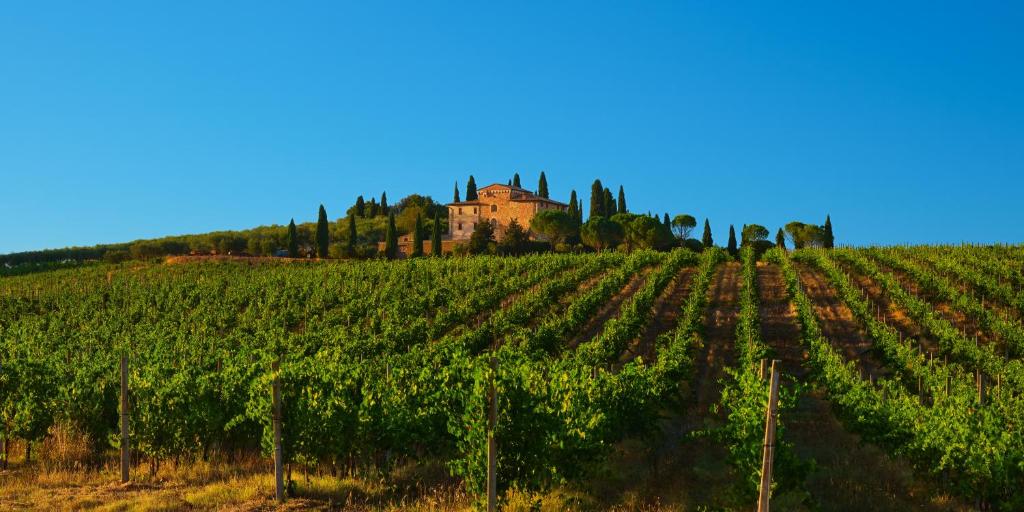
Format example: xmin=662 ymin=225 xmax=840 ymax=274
xmin=491 ymin=204 xmax=498 ymax=212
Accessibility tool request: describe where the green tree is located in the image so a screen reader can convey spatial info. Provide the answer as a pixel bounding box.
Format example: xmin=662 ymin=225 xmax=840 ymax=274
xmin=287 ymin=219 xmax=299 ymax=257
xmin=741 ymin=224 xmax=769 ymax=246
xmin=617 ymin=185 xmax=627 ymax=214
xmin=499 ymin=219 xmax=529 ymax=255
xmin=530 ymin=210 xmax=577 ymax=248
xmin=618 ymin=214 xmax=671 ymax=251
xmin=538 ymin=171 xmax=549 ymax=198
xmin=776 ymin=228 xmax=786 ymax=249
xmin=432 ymin=210 xmax=443 ymax=256
xmin=603 ymin=188 xmax=615 ymax=219
xmin=567 ymin=190 xmax=579 ymax=222
xmin=411 ymin=213 xmax=424 ymax=257
xmin=466 ymin=175 xmax=478 ymax=200
xmin=823 ymin=215 xmax=835 ymax=248
xmin=384 ymin=212 xmax=398 ymax=258
xmin=453 ymin=181 xmax=461 ymax=203
xmin=727 ymin=225 xmax=738 ymax=256
xmin=468 ymin=220 xmax=495 ymax=254
xmin=672 ymin=214 xmax=697 ymax=240
xmin=701 ymin=219 xmax=713 ymax=249
xmin=662 ymin=213 xmax=670 ymax=227
xmin=355 ymin=196 xmax=365 ymax=217
xmin=315 ymin=204 xmax=330 ymax=258
xmin=589 ymin=179 xmax=604 ymax=219
xmin=380 ymin=192 xmax=389 ymax=216
xmin=513 ymin=173 xmax=521 ymax=188
xmin=581 ymin=216 xmax=624 ymax=251
xmin=784 ymin=221 xmax=825 ymax=249
xmin=347 ymin=214 xmax=357 ymax=257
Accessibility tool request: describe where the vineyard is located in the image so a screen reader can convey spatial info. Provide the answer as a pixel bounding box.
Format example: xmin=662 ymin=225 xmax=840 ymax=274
xmin=1 ymin=245 xmax=1023 ymax=510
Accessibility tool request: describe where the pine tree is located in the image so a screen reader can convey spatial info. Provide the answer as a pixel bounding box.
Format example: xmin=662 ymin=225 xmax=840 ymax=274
xmin=513 ymin=173 xmax=521 ymax=188
xmin=589 ymin=179 xmax=604 ymax=219
xmin=412 ymin=213 xmax=424 ymax=257
xmin=347 ymin=214 xmax=357 ymax=257
xmin=453 ymin=182 xmax=461 ymax=203
xmin=776 ymin=228 xmax=786 ymax=250
xmin=727 ymin=225 xmax=738 ymax=257
xmin=701 ymin=219 xmax=713 ymax=249
xmin=538 ymin=172 xmax=549 ymax=198
xmin=384 ymin=212 xmax=398 ymax=259
xmin=431 ymin=210 xmax=443 ymax=256
xmin=466 ymin=175 xmax=478 ymax=200
xmin=617 ymin=186 xmax=627 ymax=214
xmin=315 ymin=204 xmax=330 ymax=258
xmin=287 ymin=219 xmax=299 ymax=258
xmin=823 ymin=215 xmax=835 ymax=248
xmin=603 ymin=188 xmax=615 ymax=218
xmin=380 ymin=192 xmax=389 ymax=216
xmin=355 ymin=196 xmax=365 ymax=217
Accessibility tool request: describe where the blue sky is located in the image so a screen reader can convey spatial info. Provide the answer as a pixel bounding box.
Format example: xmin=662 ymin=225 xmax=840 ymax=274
xmin=1 ymin=1 xmax=1022 ymax=253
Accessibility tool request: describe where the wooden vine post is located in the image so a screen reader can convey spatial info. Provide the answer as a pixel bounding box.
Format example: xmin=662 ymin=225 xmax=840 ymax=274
xmin=757 ymin=360 xmax=782 ymax=512
xmin=120 ymin=354 xmax=130 ymax=484
xmin=272 ymin=358 xmax=285 ymax=503
xmin=487 ymin=355 xmax=498 ymax=512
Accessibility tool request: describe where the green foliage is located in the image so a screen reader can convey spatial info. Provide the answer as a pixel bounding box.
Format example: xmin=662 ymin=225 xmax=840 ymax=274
xmin=613 ymin=213 xmax=673 ymax=251
xmin=671 ymin=214 xmax=697 ymax=241
xmin=316 ymin=205 xmax=330 ymax=258
xmin=727 ymin=225 xmax=738 ymax=257
xmin=740 ymin=224 xmax=769 ymax=246
xmin=538 ymin=172 xmax=549 ymax=198
xmin=784 ymin=221 xmax=824 ymax=249
xmin=580 ymin=216 xmax=624 ymax=251
xmin=287 ymin=219 xmax=299 ymax=258
xmin=453 ymin=181 xmax=461 ymax=203
xmin=498 ymin=219 xmax=530 ymax=256
xmin=702 ymin=218 xmax=713 ymax=249
xmin=775 ymin=228 xmax=786 ymax=249
xmin=512 ymin=173 xmax=521 ymax=188
xmin=380 ymin=192 xmax=389 ymax=216
xmin=617 ymin=185 xmax=627 ymax=214
xmin=431 ymin=210 xmax=443 ymax=257
xmin=347 ymin=215 xmax=357 ymax=257
xmin=412 ymin=214 xmax=424 ymax=257
xmin=823 ymin=215 xmax=834 ymax=248
xmin=384 ymin=212 xmax=398 ymax=259
xmin=530 ymin=210 xmax=577 ymax=247
xmin=468 ymin=220 xmax=495 ymax=254
xmin=466 ymin=175 xmax=478 ymax=201
xmin=589 ymin=179 xmax=604 ymax=219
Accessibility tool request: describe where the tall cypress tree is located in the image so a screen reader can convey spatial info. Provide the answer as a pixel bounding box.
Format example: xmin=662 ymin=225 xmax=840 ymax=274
xmin=567 ymin=189 xmax=579 ymax=221
xmin=384 ymin=212 xmax=398 ymax=259
xmin=823 ymin=215 xmax=835 ymax=248
xmin=589 ymin=179 xmax=604 ymax=219
xmin=287 ymin=219 xmax=299 ymax=257
xmin=776 ymin=228 xmax=786 ymax=249
xmin=380 ymin=192 xmax=389 ymax=216
xmin=355 ymin=196 xmax=365 ymax=217
xmin=701 ymin=219 xmax=713 ymax=249
xmin=412 ymin=213 xmax=424 ymax=257
xmin=431 ymin=209 xmax=443 ymax=256
xmin=466 ymin=175 xmax=478 ymax=200
xmin=453 ymin=182 xmax=461 ymax=203
xmin=513 ymin=173 xmax=521 ymax=188
xmin=538 ymin=172 xmax=549 ymax=198
xmin=663 ymin=213 xmax=670 ymax=226
xmin=315 ymin=204 xmax=330 ymax=258
xmin=727 ymin=225 xmax=738 ymax=257
xmin=603 ymin=188 xmax=615 ymax=218
xmin=617 ymin=186 xmax=627 ymax=214
xmin=347 ymin=214 xmax=357 ymax=257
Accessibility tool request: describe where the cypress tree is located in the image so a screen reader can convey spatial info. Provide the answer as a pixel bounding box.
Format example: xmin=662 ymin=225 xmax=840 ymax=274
xmin=603 ymin=188 xmax=614 ymax=218
xmin=453 ymin=182 xmax=461 ymax=203
xmin=384 ymin=212 xmax=398 ymax=259
xmin=567 ymin=190 xmax=579 ymax=221
xmin=347 ymin=214 xmax=357 ymax=257
xmin=355 ymin=195 xmax=365 ymax=217
xmin=577 ymin=198 xmax=584 ymax=222
xmin=538 ymin=172 xmax=549 ymax=198
xmin=823 ymin=215 xmax=835 ymax=248
xmin=513 ymin=173 xmax=521 ymax=188
xmin=701 ymin=219 xmax=713 ymax=249
xmin=617 ymin=186 xmax=627 ymax=214
xmin=466 ymin=175 xmax=478 ymax=200
xmin=315 ymin=204 xmax=330 ymax=258
xmin=412 ymin=213 xmax=424 ymax=257
xmin=727 ymin=225 xmax=738 ymax=257
xmin=776 ymin=228 xmax=786 ymax=250
xmin=589 ymin=179 xmax=604 ymax=219
xmin=380 ymin=192 xmax=389 ymax=216
xmin=287 ymin=219 xmax=299 ymax=257
xmin=507 ymin=179 xmax=512 ymax=186
xmin=663 ymin=213 xmax=670 ymax=226
xmin=431 ymin=209 xmax=443 ymax=256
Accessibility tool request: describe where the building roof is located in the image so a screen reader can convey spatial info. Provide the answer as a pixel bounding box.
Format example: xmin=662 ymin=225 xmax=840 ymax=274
xmin=448 ymin=183 xmax=568 ymax=207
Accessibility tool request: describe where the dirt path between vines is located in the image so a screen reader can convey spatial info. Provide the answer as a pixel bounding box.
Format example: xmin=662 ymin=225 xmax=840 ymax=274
xmin=794 ymin=263 xmax=890 ymax=380
xmin=567 ymin=265 xmax=655 ymax=349
xmin=619 ymin=267 xmax=697 ymax=365
xmin=689 ymin=262 xmax=741 ymax=416
xmin=761 ymin=262 xmax=967 ymax=511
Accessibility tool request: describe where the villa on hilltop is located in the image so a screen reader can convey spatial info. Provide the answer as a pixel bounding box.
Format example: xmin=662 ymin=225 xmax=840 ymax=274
xmin=448 ymin=183 xmax=568 ymax=241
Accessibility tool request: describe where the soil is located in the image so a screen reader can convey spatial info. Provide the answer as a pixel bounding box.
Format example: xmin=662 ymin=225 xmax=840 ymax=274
xmin=619 ymin=267 xmax=697 ymax=365
xmin=567 ymin=265 xmax=655 ymax=349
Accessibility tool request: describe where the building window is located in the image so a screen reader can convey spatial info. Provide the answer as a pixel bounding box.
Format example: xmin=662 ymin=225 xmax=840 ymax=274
xmin=458 ymin=207 xmax=463 ymax=215
xmin=491 ymin=204 xmax=497 ymax=212
xmin=458 ymin=223 xmax=462 ymax=230
xmin=473 ymin=207 xmax=478 ymax=214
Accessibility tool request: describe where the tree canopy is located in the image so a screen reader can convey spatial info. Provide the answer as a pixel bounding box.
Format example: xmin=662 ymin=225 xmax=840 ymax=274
xmin=580 ymin=216 xmax=624 ymax=251
xmin=672 ymin=214 xmax=697 ymax=240
xmin=530 ymin=210 xmax=577 ymax=247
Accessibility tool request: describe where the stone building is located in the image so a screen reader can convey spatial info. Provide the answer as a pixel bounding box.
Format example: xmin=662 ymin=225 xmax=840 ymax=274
xmin=448 ymin=183 xmax=568 ymax=241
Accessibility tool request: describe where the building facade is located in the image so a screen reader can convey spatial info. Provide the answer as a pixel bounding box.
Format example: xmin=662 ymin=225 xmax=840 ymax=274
xmin=448 ymin=184 xmax=568 ymax=240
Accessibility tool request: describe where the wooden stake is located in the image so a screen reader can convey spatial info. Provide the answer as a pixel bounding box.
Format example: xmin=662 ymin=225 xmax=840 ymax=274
xmin=757 ymin=360 xmax=782 ymax=512
xmin=976 ymin=368 xmax=984 ymax=406
xmin=272 ymin=359 xmax=285 ymax=503
xmin=487 ymin=356 xmax=498 ymax=512
xmin=759 ymin=358 xmax=768 ymax=381
xmin=120 ymin=355 xmax=130 ymax=484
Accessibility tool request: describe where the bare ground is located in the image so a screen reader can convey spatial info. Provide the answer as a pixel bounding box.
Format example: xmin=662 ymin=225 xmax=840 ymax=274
xmin=567 ymin=266 xmax=655 ymax=349
xmin=619 ymin=267 xmax=697 ymax=365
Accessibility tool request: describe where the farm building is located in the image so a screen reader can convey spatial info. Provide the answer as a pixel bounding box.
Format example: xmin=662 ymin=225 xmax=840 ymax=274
xmin=448 ymin=183 xmax=568 ymax=241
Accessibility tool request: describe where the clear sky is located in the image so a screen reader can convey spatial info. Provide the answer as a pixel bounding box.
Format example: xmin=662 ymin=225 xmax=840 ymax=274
xmin=2 ymin=1 xmax=1022 ymax=253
